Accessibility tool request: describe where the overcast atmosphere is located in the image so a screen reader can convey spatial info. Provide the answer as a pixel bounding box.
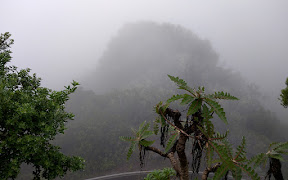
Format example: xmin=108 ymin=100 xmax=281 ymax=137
xmin=1 ymin=0 xmax=287 ymax=90
xmin=2 ymin=1 xmax=288 ymax=179
xmin=2 ymin=0 xmax=288 ymax=121
xmin=0 ymin=0 xmax=288 ymax=122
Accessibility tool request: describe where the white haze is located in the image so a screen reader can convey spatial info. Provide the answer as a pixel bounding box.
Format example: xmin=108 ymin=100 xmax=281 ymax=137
xmin=1 ymin=0 xmax=288 ymax=119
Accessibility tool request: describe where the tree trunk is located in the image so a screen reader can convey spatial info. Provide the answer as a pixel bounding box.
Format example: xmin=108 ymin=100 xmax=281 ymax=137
xmin=266 ymin=158 xmax=284 ymax=180
xmin=167 ymin=152 xmax=181 ymax=177
xmin=177 ymin=133 xmax=189 ymax=180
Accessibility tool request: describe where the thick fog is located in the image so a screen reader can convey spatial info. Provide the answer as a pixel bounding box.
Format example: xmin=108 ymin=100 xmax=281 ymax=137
xmin=1 ymin=0 xmax=288 ymax=119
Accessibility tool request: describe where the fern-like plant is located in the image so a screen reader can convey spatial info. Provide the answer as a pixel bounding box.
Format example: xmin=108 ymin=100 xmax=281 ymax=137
xmin=119 ymin=121 xmax=154 ymax=167
xmin=248 ymin=142 xmax=288 ymax=180
xmin=120 ymin=75 xmax=287 ymax=180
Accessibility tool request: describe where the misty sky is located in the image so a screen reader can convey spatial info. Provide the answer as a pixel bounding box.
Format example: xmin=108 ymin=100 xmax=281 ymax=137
xmin=1 ymin=0 xmax=288 ymax=96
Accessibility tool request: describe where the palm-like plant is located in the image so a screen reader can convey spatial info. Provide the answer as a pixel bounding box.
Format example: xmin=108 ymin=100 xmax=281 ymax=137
xmin=248 ymin=142 xmax=288 ymax=180
xmin=120 ymin=75 xmax=287 ymax=180
xmin=119 ymin=121 xmax=154 ymax=166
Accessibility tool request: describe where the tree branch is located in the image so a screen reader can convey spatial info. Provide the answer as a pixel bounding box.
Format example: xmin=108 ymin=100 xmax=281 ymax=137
xmin=202 ymin=163 xmax=221 ymax=180
xmin=145 ymin=146 xmax=181 ymax=177
xmin=145 ymin=146 xmax=167 ymax=157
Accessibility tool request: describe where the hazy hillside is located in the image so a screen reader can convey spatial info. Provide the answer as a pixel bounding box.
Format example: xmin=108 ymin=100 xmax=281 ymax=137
xmin=17 ymin=22 xmax=288 ymax=179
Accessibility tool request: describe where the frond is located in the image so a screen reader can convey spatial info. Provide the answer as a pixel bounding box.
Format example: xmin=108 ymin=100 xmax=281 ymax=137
xmin=138 ymin=121 xmax=147 ymax=132
xmin=202 ymin=104 xmax=213 ymax=121
xmin=180 ymin=94 xmax=195 ymax=105
xmin=168 ymin=74 xmax=187 ymax=87
xmin=167 ymin=75 xmax=196 ymax=95
xmin=204 ymin=98 xmax=227 ymax=124
xmin=131 ymin=127 xmax=137 ymax=135
xmin=211 ymin=142 xmax=231 ymax=162
xmin=269 ymin=142 xmax=280 ymax=149
xmin=204 ymin=119 xmax=214 ymax=137
xmin=139 ymin=121 xmax=150 ymax=135
xmin=155 ymin=101 xmax=168 ymax=114
xmin=247 ymin=153 xmax=267 ymax=168
xmin=187 ymin=99 xmax=202 ymax=116
xmin=207 ymin=91 xmax=238 ymax=100
xmin=231 ymin=167 xmax=242 ymax=180
xmin=127 ymin=142 xmax=136 ymax=160
xmin=237 ymin=164 xmax=260 ymax=180
xmin=164 ymin=133 xmax=179 ymax=153
xmin=153 ymin=117 xmax=160 ymax=135
xmin=272 ymin=142 xmax=288 ymax=153
xmin=140 ymin=131 xmax=154 ymax=140
xmin=234 ymin=137 xmax=247 ymax=162
xmin=167 ymin=94 xmax=185 ymax=103
xmin=211 ymin=141 xmax=232 ymax=162
xmin=119 ymin=136 xmax=137 ymax=142
xmin=268 ymin=153 xmax=284 ymax=161
xmin=139 ymin=139 xmax=155 ymax=147
xmin=222 ymin=139 xmax=233 ymax=158
xmin=212 ymin=131 xmax=229 ymax=141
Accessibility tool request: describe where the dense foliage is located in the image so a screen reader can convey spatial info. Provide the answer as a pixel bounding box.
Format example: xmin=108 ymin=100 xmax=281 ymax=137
xmin=121 ymin=75 xmax=288 ymax=180
xmin=280 ymin=77 xmax=288 ymax=108
xmin=0 ymin=32 xmax=84 ymax=179
xmin=144 ymin=168 xmax=176 ymax=180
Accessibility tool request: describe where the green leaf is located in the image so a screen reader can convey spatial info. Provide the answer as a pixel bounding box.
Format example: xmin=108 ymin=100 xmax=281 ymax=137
xmin=238 ymin=164 xmax=260 ymax=180
xmin=168 ymin=75 xmax=187 ymax=87
xmin=127 ymin=142 xmax=136 ymax=160
xmin=180 ymin=94 xmax=195 ymax=105
xmin=153 ymin=117 xmax=160 ymax=135
xmin=167 ymin=94 xmax=185 ymax=103
xmin=202 ymin=104 xmax=212 ymax=120
xmin=231 ymin=167 xmax=242 ymax=180
xmin=268 ymin=154 xmax=283 ymax=161
xmin=164 ymin=133 xmax=178 ymax=153
xmin=155 ymin=101 xmax=169 ymax=114
xmin=167 ymin=75 xmax=196 ymax=95
xmin=234 ymin=137 xmax=246 ymax=162
xmin=272 ymin=142 xmax=288 ymax=152
xmin=141 ymin=131 xmax=154 ymax=140
xmin=119 ymin=136 xmax=137 ymax=142
xmin=204 ymin=119 xmax=214 ymax=137
xmin=140 ymin=140 xmax=155 ymax=147
xmin=204 ymin=98 xmax=227 ymax=124
xmin=247 ymin=153 xmax=267 ymax=167
xmin=222 ymin=139 xmax=233 ymax=158
xmin=207 ymin=91 xmax=238 ymax=100
xmin=212 ymin=131 xmax=229 ymax=141
xmin=187 ymin=99 xmax=202 ymax=116
xmin=211 ymin=141 xmax=232 ymax=162
xmin=138 ymin=121 xmax=148 ymax=132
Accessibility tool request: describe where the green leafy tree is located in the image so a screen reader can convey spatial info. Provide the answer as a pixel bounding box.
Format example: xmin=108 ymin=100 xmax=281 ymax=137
xmin=280 ymin=77 xmax=288 ymax=108
xmin=0 ymin=32 xmax=84 ymax=180
xmin=121 ymin=75 xmax=288 ymax=180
